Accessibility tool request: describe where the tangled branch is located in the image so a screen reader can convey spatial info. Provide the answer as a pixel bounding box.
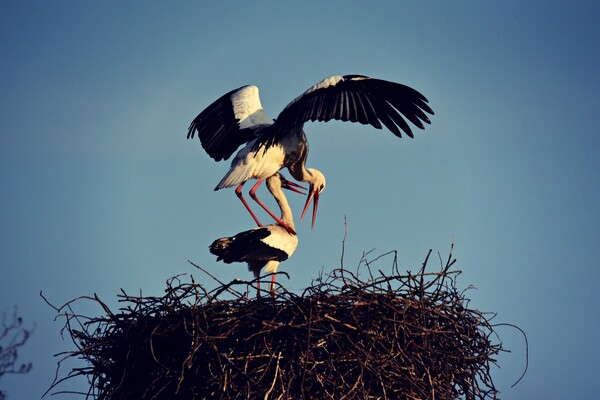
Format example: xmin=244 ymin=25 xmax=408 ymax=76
xmin=0 ymin=308 xmax=33 ymax=400
xmin=46 ymin=246 xmax=516 ymax=399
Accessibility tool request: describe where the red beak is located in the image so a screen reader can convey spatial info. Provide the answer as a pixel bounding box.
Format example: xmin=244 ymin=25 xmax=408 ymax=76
xmin=300 ymin=189 xmax=320 ymax=229
xmin=280 ymin=178 xmax=306 ymax=195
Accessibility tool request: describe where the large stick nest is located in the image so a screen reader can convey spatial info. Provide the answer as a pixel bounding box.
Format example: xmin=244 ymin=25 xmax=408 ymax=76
xmin=47 ymin=246 xmax=507 ymax=399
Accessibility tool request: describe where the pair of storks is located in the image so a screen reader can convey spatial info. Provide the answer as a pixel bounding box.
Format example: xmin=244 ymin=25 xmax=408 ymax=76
xmin=188 ymin=74 xmax=434 ymax=294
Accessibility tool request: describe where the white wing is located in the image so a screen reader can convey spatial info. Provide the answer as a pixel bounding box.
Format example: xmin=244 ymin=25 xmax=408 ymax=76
xmin=188 ymin=85 xmax=272 ymax=161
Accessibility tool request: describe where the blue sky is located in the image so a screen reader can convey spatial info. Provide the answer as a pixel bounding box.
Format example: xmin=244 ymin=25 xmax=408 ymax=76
xmin=1 ymin=1 xmax=599 ymax=398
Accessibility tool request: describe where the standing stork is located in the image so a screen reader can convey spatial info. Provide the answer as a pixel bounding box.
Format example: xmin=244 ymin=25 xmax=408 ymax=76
xmin=188 ymin=74 xmax=434 ymax=231
xmin=210 ymin=173 xmax=301 ymax=296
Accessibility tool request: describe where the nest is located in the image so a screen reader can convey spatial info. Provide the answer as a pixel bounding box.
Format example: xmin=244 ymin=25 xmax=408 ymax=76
xmin=47 ymin=246 xmax=508 ymax=399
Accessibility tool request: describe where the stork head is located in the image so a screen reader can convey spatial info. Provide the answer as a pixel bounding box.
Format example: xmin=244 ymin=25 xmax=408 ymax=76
xmin=300 ymin=168 xmax=326 ymax=229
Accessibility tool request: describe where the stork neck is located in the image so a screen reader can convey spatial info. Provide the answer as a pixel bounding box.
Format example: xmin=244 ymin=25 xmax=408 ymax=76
xmin=270 ymin=182 xmax=295 ymax=230
xmin=284 ymin=128 xmax=309 ymax=182
xmin=288 ymin=162 xmax=311 ymax=183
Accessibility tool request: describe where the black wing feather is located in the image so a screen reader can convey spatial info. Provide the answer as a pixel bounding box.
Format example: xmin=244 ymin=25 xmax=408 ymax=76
xmin=373 ymin=97 xmax=404 ymax=137
xmin=210 ymin=228 xmax=288 ymax=265
xmin=187 ymin=86 xmax=263 ymax=162
xmin=273 ymin=75 xmax=433 ymax=140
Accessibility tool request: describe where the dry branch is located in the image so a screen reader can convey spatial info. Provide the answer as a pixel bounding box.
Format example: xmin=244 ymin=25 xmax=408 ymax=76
xmin=47 ymin=247 xmax=507 ymax=399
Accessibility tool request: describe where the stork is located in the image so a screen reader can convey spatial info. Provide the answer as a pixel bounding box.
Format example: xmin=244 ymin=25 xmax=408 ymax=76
xmin=188 ymin=74 xmax=434 ymax=231
xmin=209 ymin=173 xmax=300 ymax=296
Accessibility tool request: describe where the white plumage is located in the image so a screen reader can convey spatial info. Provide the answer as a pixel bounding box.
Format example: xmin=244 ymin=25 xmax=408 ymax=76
xmin=216 ymin=139 xmax=286 ymax=190
xmin=230 ymin=86 xmax=271 ymax=130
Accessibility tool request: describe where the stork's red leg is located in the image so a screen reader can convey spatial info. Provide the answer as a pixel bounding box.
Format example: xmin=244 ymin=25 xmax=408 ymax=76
xmin=235 ymin=182 xmax=263 ymax=227
xmin=269 ymin=274 xmax=277 ymax=297
xmin=249 ymin=179 xmax=296 ymax=235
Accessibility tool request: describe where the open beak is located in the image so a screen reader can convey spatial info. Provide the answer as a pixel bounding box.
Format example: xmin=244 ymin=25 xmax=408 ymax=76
xmin=300 ymin=188 xmax=320 ymax=229
xmin=280 ymin=177 xmax=306 ymax=195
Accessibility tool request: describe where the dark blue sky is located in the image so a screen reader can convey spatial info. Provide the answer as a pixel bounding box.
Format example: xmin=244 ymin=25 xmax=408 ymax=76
xmin=1 ymin=2 xmax=599 ymax=398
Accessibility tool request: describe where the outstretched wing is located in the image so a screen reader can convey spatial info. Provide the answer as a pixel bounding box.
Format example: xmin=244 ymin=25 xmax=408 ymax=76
xmin=187 ymin=85 xmax=272 ymax=161
xmin=273 ymin=74 xmax=434 ymax=138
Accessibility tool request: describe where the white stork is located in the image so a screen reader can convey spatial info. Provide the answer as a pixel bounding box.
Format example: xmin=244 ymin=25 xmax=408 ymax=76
xmin=209 ymin=173 xmax=300 ymax=296
xmin=188 ymin=74 xmax=434 ymax=231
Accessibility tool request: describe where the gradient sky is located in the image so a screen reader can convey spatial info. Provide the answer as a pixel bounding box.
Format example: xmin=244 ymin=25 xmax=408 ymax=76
xmin=1 ymin=1 xmax=599 ymax=399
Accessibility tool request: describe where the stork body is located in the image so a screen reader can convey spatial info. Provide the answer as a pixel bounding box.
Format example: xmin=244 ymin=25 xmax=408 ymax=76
xmin=189 ymin=74 xmax=434 ymax=228
xmin=210 ymin=173 xmax=299 ymax=295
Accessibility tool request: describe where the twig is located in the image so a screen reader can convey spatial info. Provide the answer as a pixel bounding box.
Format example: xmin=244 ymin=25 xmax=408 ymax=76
xmin=44 ymin=248 xmax=517 ymax=400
